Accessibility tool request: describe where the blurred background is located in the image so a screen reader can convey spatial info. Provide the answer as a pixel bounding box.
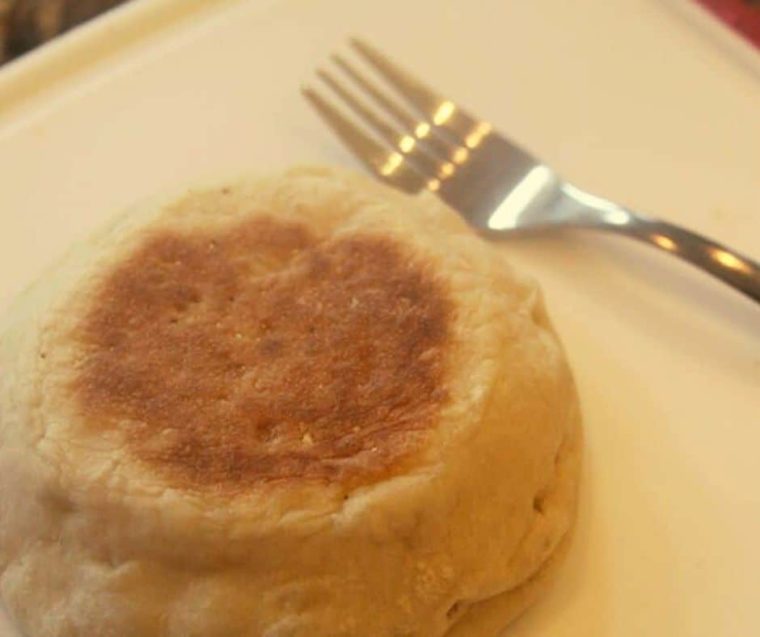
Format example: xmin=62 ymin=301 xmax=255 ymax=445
xmin=0 ymin=0 xmax=758 ymax=65
xmin=0 ymin=0 xmax=128 ymax=63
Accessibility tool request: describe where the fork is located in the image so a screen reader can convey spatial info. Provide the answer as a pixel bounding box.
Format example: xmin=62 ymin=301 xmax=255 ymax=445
xmin=302 ymin=39 xmax=760 ymax=305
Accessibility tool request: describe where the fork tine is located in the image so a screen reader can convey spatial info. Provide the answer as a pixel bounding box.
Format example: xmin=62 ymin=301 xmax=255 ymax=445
xmin=332 ymin=54 xmax=418 ymax=132
xmin=350 ymin=38 xmax=481 ymax=140
xmin=317 ymin=68 xmax=451 ymax=179
xmin=301 ymin=86 xmax=428 ymax=194
xmin=316 ymin=70 xmax=416 ymax=157
xmin=317 ymin=69 xmax=401 ymax=146
xmin=331 ymin=54 xmax=463 ymax=165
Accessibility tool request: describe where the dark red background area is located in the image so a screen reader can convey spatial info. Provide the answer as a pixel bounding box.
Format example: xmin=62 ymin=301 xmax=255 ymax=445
xmin=696 ymin=0 xmax=760 ymax=47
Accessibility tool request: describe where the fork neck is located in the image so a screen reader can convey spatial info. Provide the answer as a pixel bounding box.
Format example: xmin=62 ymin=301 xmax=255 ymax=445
xmin=560 ymin=184 xmax=760 ymax=304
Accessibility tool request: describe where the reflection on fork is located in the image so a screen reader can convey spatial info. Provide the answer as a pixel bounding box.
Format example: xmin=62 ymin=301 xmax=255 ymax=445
xmin=302 ymin=39 xmax=760 ymax=305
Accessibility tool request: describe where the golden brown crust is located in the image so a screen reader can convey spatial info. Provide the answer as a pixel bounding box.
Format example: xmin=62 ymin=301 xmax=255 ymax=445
xmin=71 ymin=216 xmax=453 ymax=491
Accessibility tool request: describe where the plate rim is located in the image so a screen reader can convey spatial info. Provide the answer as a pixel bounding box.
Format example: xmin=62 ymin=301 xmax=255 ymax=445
xmin=0 ymin=0 xmax=243 ymax=120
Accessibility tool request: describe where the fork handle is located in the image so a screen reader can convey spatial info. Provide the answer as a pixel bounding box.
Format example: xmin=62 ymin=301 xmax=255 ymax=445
xmin=612 ymin=214 xmax=760 ymax=304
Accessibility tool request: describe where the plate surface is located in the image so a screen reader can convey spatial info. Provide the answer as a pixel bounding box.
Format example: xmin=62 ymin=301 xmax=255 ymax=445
xmin=0 ymin=0 xmax=759 ymax=635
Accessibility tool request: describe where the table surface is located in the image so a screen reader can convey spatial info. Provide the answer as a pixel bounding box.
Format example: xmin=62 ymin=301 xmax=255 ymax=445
xmin=0 ymin=0 xmax=130 ymax=63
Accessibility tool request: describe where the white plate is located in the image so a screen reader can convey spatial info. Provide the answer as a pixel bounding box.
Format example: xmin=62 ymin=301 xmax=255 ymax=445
xmin=1 ymin=0 xmax=759 ymax=635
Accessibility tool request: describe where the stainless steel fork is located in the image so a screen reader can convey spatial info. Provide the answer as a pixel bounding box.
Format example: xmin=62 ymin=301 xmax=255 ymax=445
xmin=303 ymin=39 xmax=760 ymax=305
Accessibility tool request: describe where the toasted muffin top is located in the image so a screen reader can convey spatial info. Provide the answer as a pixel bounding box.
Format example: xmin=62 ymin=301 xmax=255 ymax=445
xmin=72 ymin=215 xmax=453 ymax=491
xmin=0 ymin=168 xmax=581 ymax=637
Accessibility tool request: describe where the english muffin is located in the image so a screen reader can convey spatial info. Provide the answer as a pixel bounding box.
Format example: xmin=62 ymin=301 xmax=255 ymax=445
xmin=0 ymin=166 xmax=581 ymax=637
